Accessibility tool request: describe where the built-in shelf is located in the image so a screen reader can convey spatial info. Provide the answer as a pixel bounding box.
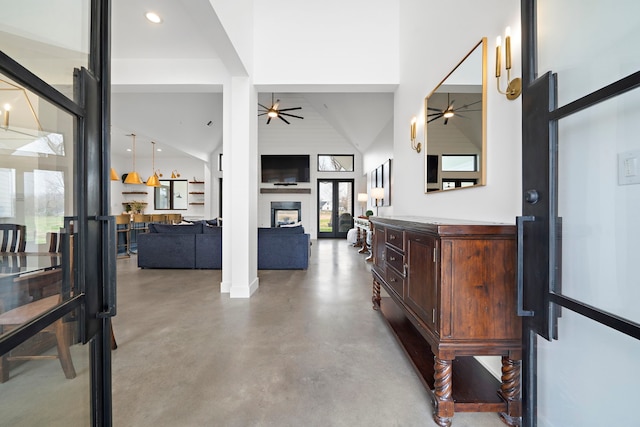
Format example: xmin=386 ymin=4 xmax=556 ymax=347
xmin=189 ymin=181 xmax=204 ymax=184
xmin=189 ymin=191 xmax=204 ymax=195
xmin=189 ymin=202 xmax=205 ymax=205
xmin=122 ymin=191 xmax=148 ymax=195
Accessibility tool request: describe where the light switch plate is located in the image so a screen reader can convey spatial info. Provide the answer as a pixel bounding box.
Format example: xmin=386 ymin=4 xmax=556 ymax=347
xmin=618 ymin=150 xmax=640 ymax=185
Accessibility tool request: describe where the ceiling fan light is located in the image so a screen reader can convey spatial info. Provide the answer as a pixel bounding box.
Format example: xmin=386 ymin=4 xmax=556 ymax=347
xmin=267 ymin=110 xmax=278 ymax=118
xmin=443 ymin=110 xmax=455 ymax=118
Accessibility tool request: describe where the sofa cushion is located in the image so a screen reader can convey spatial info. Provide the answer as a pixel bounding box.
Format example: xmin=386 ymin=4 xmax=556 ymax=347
xmin=149 ymin=222 xmax=203 ymax=234
xmin=202 ymin=224 xmax=222 ymax=235
xmin=258 ymin=225 xmax=304 ymax=236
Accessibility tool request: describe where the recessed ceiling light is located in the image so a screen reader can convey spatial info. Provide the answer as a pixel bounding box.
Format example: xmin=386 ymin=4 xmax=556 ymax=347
xmin=157 ymin=148 xmax=162 ymax=152
xmin=126 ymin=148 xmax=132 ymax=152
xmin=145 ymin=12 xmax=162 ymax=24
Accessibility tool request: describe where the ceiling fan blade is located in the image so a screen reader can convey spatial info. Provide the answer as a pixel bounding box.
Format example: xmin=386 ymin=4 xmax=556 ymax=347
xmin=279 ymin=112 xmax=304 ymax=119
xmin=427 ymin=115 xmax=443 ymax=123
xmin=258 ymin=103 xmax=270 ymax=110
xmin=258 ymin=112 xmax=268 ymax=116
xmin=427 ymin=107 xmax=443 ymax=112
xmin=279 ymin=115 xmax=291 ymax=124
xmin=278 ymin=107 xmax=302 ymax=112
xmin=457 ymin=100 xmax=482 ymax=109
xmin=266 ymin=117 xmax=272 ymax=124
xmin=427 ymin=112 xmax=444 ymax=116
xmin=443 ymin=117 xmax=449 ymax=125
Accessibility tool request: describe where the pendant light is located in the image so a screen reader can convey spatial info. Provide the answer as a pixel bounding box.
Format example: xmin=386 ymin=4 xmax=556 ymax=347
xmin=124 ymin=133 xmax=143 ymax=184
xmin=110 ymin=167 xmax=119 ymax=181
xmin=146 ymin=141 xmax=161 ymax=187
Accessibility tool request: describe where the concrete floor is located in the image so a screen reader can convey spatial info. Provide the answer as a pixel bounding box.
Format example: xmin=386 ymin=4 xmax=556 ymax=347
xmin=0 ymin=239 xmax=509 ymax=426
xmin=111 ymin=239 xmax=508 ymax=427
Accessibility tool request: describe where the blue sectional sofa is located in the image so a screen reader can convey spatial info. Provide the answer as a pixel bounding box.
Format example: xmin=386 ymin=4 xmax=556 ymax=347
xmin=137 ymin=223 xmax=310 ymax=270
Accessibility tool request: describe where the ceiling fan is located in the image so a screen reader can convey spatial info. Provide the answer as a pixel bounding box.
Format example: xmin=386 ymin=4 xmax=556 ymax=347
xmin=427 ymin=93 xmax=481 ymax=125
xmin=258 ymin=93 xmax=304 ymax=124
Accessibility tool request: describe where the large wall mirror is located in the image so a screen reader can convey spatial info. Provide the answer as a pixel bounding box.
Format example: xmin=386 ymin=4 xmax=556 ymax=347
xmin=424 ymin=38 xmax=487 ymax=193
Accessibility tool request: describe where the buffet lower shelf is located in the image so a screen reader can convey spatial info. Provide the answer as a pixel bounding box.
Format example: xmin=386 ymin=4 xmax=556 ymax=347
xmin=378 ymin=296 xmax=505 ymax=413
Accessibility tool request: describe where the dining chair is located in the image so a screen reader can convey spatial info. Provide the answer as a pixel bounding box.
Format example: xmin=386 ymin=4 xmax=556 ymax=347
xmin=0 ymin=273 xmax=76 ymax=383
xmin=0 ymin=224 xmax=27 ymax=253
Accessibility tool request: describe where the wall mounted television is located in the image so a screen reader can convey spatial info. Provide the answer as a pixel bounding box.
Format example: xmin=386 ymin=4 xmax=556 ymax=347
xmin=261 ymin=154 xmax=310 ymax=183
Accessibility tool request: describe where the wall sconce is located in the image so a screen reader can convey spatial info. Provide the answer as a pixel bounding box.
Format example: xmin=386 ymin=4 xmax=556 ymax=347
xmin=410 ymin=116 xmax=422 ymax=153
xmin=170 ymin=170 xmax=181 ymax=179
xmin=371 ymin=187 xmax=385 ymax=216
xmin=496 ymin=27 xmax=521 ymax=100
xmin=357 ymin=193 xmax=368 ymax=216
xmin=2 ymin=104 xmax=10 ymax=128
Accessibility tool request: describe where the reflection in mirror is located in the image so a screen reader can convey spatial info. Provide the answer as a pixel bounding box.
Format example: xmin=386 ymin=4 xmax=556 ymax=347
xmin=424 ymin=38 xmax=487 ymax=193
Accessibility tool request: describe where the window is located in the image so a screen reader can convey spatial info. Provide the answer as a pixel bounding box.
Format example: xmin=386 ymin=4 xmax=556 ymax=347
xmin=0 ymin=168 xmax=16 ymax=218
xmin=154 ymin=180 xmax=188 ymax=210
xmin=318 ymin=155 xmax=354 ymax=172
xmin=441 ymin=154 xmax=478 ymax=172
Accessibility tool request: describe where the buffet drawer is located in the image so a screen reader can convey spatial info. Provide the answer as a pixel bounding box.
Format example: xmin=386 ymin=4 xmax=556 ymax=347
xmin=385 ymin=266 xmax=405 ymax=299
xmin=385 ymin=227 xmax=404 ymax=251
xmin=385 ymin=246 xmax=405 ymax=276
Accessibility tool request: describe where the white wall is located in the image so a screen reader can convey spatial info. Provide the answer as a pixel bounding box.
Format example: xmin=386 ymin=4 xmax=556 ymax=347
xmin=391 ymin=0 xmax=521 ymax=223
xmin=110 ymin=153 xmax=208 ymax=219
xmin=258 ymin=94 xmax=364 ymax=239
xmin=252 ymin=0 xmax=398 ymax=87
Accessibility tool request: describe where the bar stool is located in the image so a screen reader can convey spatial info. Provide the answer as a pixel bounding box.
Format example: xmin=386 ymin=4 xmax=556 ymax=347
xmin=149 ymin=214 xmax=167 ymax=224
xmin=130 ymin=214 xmax=150 ymax=253
xmin=166 ymin=213 xmax=182 ymax=224
xmin=115 ymin=214 xmax=131 ymax=258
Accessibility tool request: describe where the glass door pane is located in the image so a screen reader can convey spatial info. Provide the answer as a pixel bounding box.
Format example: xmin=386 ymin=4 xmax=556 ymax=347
xmin=319 ymin=181 xmax=333 ymax=234
xmin=318 ymin=180 xmax=353 ymax=238
xmin=337 ymin=182 xmax=354 ymax=233
xmin=0 ymin=71 xmax=89 ymax=424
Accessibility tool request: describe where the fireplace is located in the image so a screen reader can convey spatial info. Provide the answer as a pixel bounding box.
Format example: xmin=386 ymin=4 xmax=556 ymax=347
xmin=271 ymin=201 xmax=301 ymax=227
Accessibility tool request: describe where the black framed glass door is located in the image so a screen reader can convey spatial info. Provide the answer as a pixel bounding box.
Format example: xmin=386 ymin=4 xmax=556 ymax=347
xmin=317 ymin=179 xmax=354 ymax=238
xmin=520 ymin=1 xmax=640 ymax=425
xmin=0 ymin=1 xmax=114 ymax=425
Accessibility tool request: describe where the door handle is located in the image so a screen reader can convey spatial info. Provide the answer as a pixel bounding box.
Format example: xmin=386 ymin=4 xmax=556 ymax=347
xmin=516 ymin=215 xmax=535 ymax=317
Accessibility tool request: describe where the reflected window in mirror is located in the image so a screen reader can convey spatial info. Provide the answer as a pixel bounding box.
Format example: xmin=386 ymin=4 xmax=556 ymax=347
xmin=424 ymin=38 xmax=487 ymax=193
xmin=318 ymin=155 xmax=354 ymax=172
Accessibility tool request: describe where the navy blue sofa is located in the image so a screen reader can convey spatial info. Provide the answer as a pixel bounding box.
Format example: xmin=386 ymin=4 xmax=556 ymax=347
xmin=137 ymin=223 xmax=310 ymax=270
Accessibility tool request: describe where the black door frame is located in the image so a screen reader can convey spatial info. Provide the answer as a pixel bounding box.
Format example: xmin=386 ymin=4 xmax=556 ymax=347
xmin=0 ymin=1 xmax=114 ymax=425
xmin=317 ymin=179 xmax=354 ymax=238
xmin=520 ymin=1 xmax=640 ymax=425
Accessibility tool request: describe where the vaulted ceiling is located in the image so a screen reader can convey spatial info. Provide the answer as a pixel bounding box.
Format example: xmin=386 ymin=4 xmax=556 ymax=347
xmin=111 ymin=0 xmax=394 ymax=161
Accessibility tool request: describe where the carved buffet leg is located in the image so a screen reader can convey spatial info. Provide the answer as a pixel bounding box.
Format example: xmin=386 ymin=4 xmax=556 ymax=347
xmin=372 ymin=277 xmax=381 ymax=310
xmin=499 ymin=356 xmax=522 ymax=426
xmin=433 ymin=357 xmax=454 ymax=427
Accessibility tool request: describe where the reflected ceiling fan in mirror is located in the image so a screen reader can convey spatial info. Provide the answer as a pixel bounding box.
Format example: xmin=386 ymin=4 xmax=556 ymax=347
xmin=427 ymin=93 xmax=481 ymax=125
xmin=258 ymin=93 xmax=303 ymax=124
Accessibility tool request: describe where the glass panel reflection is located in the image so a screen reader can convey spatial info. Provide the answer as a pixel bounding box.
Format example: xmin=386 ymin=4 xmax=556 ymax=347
xmin=537 ymin=0 xmax=640 ymax=107
xmin=0 ymin=1 xmax=90 ymax=95
xmin=557 ymin=86 xmax=640 ymax=323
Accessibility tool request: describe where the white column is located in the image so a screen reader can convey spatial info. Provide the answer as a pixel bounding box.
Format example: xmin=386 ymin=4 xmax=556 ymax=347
xmin=221 ymin=76 xmax=259 ymax=297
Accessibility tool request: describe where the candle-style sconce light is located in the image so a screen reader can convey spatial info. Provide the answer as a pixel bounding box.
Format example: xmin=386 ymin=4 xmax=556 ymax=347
xmin=496 ymin=27 xmax=521 ymax=100
xmin=410 ymin=116 xmax=422 ymax=153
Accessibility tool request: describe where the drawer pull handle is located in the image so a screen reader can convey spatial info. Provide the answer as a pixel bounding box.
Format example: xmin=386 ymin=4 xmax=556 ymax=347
xmin=389 ymin=235 xmax=396 ymax=240
xmin=389 ymin=256 xmax=396 ymax=261
xmin=390 ymin=277 xmax=396 ymax=283
xmin=403 ymin=263 xmax=408 ymax=278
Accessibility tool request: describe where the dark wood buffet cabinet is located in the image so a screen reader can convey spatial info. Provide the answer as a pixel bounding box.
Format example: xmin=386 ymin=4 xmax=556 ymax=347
xmin=369 ymin=217 xmax=521 ymax=427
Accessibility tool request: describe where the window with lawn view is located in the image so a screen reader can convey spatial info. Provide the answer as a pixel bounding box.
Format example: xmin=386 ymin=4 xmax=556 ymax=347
xmin=318 ymin=155 xmax=354 ymax=172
